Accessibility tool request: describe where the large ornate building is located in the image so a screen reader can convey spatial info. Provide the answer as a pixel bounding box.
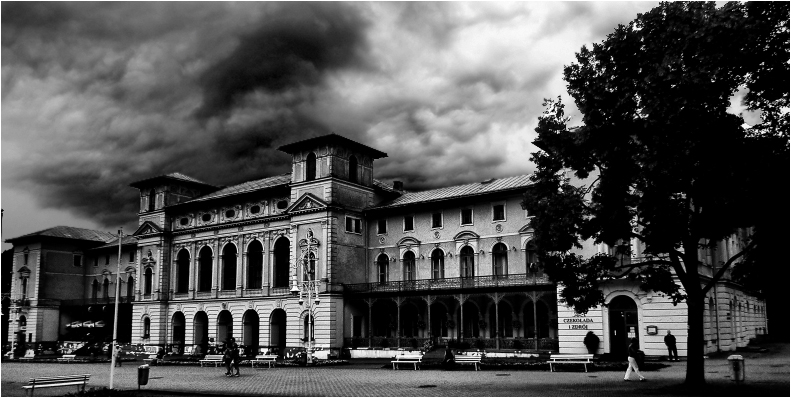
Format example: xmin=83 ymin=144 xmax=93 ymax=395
xmin=4 ymin=134 xmax=768 ymax=358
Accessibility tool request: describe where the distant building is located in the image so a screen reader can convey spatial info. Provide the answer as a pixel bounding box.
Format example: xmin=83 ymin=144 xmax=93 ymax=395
xmin=4 ymin=134 xmax=767 ymax=358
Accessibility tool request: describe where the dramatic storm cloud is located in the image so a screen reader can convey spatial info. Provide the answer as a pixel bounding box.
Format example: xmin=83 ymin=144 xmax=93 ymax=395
xmin=1 ymin=2 xmax=658 ymax=244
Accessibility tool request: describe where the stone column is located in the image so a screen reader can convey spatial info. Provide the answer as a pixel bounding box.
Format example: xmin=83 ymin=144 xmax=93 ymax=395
xmin=263 ymin=233 xmax=270 ymax=295
xmin=189 ymin=242 xmax=196 ymax=299
xmin=236 ymin=235 xmax=244 ymax=297
xmin=211 ymin=240 xmax=219 ymax=299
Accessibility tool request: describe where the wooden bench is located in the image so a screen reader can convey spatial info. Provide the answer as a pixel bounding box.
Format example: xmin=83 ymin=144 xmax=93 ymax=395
xmin=143 ymin=354 xmax=159 ymax=365
xmin=548 ymin=354 xmax=594 ymax=372
xmin=391 ymin=353 xmax=423 ymax=370
xmin=57 ymin=354 xmax=77 ymax=363
xmin=251 ymin=354 xmax=278 ymax=368
xmin=22 ymin=374 xmax=90 ymax=396
xmin=199 ymin=354 xmax=225 ymax=367
xmin=455 ymin=354 xmax=484 ymax=371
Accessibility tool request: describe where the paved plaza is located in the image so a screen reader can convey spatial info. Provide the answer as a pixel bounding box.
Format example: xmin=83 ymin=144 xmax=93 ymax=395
xmin=1 ymin=344 xmax=787 ymax=397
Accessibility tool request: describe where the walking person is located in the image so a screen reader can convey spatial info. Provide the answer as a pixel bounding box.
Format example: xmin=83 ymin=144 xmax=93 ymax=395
xmin=664 ymin=330 xmax=678 ymax=361
xmin=224 ymin=338 xmax=240 ymax=377
xmin=623 ymin=338 xmax=646 ymax=382
xmin=113 ymin=344 xmax=122 ymax=367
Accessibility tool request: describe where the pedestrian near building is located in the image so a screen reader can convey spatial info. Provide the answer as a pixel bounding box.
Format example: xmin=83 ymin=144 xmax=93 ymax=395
xmin=113 ymin=344 xmax=122 ymax=367
xmin=224 ymin=338 xmax=240 ymax=377
xmin=623 ymin=338 xmax=646 ymax=382
xmin=664 ymin=330 xmax=678 ymax=361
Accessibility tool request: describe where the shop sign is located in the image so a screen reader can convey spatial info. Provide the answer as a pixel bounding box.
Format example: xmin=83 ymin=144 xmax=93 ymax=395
xmin=561 ymin=314 xmax=594 ymax=330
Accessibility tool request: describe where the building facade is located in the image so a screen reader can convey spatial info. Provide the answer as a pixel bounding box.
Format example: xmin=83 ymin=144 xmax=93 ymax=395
xmin=4 ymin=134 xmax=768 ymax=359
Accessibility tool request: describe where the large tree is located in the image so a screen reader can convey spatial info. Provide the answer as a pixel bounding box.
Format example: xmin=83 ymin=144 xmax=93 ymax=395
xmin=523 ymin=2 xmax=788 ymax=386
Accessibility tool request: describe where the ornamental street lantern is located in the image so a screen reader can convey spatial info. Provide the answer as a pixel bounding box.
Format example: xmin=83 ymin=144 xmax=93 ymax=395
xmin=291 ymin=229 xmax=321 ymax=364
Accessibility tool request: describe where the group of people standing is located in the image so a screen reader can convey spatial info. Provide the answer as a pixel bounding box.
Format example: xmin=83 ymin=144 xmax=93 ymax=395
xmin=224 ymin=338 xmax=241 ymax=377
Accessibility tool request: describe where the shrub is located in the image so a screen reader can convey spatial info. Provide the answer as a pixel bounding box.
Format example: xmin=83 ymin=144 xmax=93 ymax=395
xmin=379 ymin=338 xmax=389 ymax=348
xmin=409 ymin=338 xmax=418 ymax=349
xmin=474 ymin=339 xmax=486 ymax=350
xmin=513 ymin=339 xmax=524 ymax=350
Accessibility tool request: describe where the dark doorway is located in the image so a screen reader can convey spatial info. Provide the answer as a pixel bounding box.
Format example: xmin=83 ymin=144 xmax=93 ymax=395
xmin=608 ymin=296 xmax=639 ymax=359
xmin=172 ymin=312 xmax=185 ymax=354
xmin=270 ymin=309 xmax=287 ymax=355
xmin=273 ymin=238 xmax=290 ymax=288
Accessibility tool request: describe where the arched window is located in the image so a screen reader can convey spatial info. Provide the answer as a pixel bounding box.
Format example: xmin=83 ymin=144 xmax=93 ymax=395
xmin=20 ymin=276 xmax=29 ymax=298
xmin=18 ymin=315 xmax=27 ymax=331
xmin=198 ymin=247 xmax=213 ymax=292
xmin=377 ymin=254 xmax=388 ymax=284
xmin=143 ymin=317 xmax=151 ymax=338
xmin=273 ymin=238 xmax=290 ymax=288
xmin=306 ymin=152 xmax=317 ymax=181
xmin=144 ymin=268 xmax=153 ymax=295
xmin=126 ymin=275 xmax=135 ymax=297
xmin=431 ymin=249 xmax=444 ymax=280
xmin=148 ymin=189 xmax=156 ymax=212
xmin=493 ymin=243 xmax=508 ymax=277
xmin=176 ymin=249 xmax=190 ymax=294
xmin=348 ymin=155 xmax=358 ymax=183
xmin=303 ymin=252 xmax=316 ymax=282
xmin=91 ymin=280 xmax=99 ymax=300
xmin=526 ymin=240 xmax=540 ymax=274
xmin=103 ymin=278 xmax=110 ymax=299
xmin=403 ymin=251 xmax=416 ymax=281
xmin=303 ymin=314 xmax=314 ymax=342
xmin=460 ymin=246 xmax=475 ymax=278
xmin=222 ymin=244 xmax=237 ymax=291
xmin=247 ymin=240 xmax=263 ymax=290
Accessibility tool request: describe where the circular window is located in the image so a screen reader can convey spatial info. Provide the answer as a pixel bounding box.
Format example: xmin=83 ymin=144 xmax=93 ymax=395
xmin=202 ymin=213 xmax=212 ymax=222
xmin=250 ymin=205 xmax=261 ymax=214
xmin=179 ymin=217 xmax=189 ymax=226
xmin=225 ymin=209 xmax=235 ymax=218
xmin=277 ymin=200 xmax=288 ymax=210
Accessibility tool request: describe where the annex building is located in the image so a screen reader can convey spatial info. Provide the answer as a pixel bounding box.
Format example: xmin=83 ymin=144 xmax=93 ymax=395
xmin=4 ymin=134 xmax=768 ymax=359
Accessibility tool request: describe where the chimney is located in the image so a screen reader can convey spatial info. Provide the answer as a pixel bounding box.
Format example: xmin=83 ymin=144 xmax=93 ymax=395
xmin=392 ymin=181 xmax=403 ymax=191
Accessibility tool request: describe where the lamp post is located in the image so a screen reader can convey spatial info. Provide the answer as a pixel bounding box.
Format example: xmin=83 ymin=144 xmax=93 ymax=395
xmin=290 ymin=230 xmax=320 ymax=365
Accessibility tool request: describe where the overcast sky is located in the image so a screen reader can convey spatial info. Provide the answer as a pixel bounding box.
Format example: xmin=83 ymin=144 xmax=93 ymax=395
xmin=2 ymin=1 xmax=675 ymax=249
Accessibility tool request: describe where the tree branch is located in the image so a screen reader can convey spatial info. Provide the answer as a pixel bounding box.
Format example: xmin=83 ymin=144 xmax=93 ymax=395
xmin=669 ymin=251 xmax=687 ymax=281
xmin=702 ymin=239 xmax=757 ymax=296
xmin=580 ymin=176 xmax=601 ymax=198
xmin=610 ymin=259 xmax=675 ymax=278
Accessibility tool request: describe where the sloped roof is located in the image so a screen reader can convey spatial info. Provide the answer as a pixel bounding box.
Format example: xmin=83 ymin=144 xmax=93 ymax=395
xmin=372 ymin=179 xmax=398 ymax=193
xmin=6 ymin=226 xmax=116 ymax=244
xmin=184 ymin=173 xmax=291 ymax=204
xmin=369 ymin=174 xmax=532 ymax=209
xmin=92 ymin=235 xmax=138 ymax=250
xmin=278 ymin=133 xmax=388 ymax=159
xmin=129 ymin=172 xmax=216 ymax=189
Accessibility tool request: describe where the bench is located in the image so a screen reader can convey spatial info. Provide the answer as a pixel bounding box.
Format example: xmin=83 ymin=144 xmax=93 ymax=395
xmin=199 ymin=354 xmax=225 ymax=367
xmin=455 ymin=354 xmax=484 ymax=371
xmin=143 ymin=354 xmax=159 ymax=365
xmin=19 ymin=349 xmax=36 ymax=361
xmin=391 ymin=353 xmax=423 ymax=370
xmin=57 ymin=354 xmax=77 ymax=363
xmin=548 ymin=354 xmax=594 ymax=372
xmin=251 ymin=354 xmax=278 ymax=368
xmin=22 ymin=374 xmax=90 ymax=396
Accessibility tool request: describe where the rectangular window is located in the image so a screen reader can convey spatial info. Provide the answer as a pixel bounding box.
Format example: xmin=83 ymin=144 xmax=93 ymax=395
xmin=23 ymin=253 xmax=28 ymax=265
xmin=403 ymin=215 xmax=414 ymax=232
xmin=461 ymin=208 xmax=473 ymax=225
xmin=105 ymin=254 xmax=110 ymax=265
xmin=377 ymin=219 xmax=387 ymax=234
xmin=94 ymin=257 xmax=98 ymax=267
xmin=129 ymin=250 xmax=135 ymax=262
xmin=73 ymin=255 xmax=82 ymax=267
xmin=493 ymin=204 xmax=505 ymax=221
xmin=432 ymin=212 xmax=443 ymax=229
xmin=345 ymin=216 xmax=362 ymax=234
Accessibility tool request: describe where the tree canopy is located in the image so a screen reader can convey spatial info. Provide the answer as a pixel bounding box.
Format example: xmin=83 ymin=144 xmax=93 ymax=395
xmin=523 ymin=1 xmax=788 ymax=385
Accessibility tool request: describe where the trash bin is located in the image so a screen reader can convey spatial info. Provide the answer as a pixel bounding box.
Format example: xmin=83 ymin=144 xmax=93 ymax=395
xmin=137 ymin=365 xmax=150 ymax=389
xmin=727 ymin=354 xmax=745 ymax=383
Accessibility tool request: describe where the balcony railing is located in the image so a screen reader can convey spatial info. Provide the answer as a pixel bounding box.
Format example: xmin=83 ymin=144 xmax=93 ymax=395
xmin=343 ymin=273 xmax=552 ymax=294
xmin=60 ymin=296 xmax=135 ymax=306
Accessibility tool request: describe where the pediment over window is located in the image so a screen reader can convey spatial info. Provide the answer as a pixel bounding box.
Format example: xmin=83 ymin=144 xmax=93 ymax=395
xmin=453 ymin=231 xmax=480 ymax=241
xmin=396 ymin=237 xmax=421 ymax=247
xmin=518 ymin=224 xmax=534 ymax=234
xmin=132 ymin=221 xmax=163 ymax=237
xmin=286 ymin=193 xmax=328 ymax=214
xmin=17 ymin=266 xmax=31 ymax=275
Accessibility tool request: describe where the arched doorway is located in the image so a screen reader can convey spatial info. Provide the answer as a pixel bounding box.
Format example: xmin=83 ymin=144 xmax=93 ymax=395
xmin=609 ymin=295 xmax=639 ymax=359
xmin=269 ymin=309 xmax=287 ymax=355
xmin=400 ymin=303 xmax=420 ymax=338
xmin=217 ymin=310 xmax=233 ymax=344
xmin=372 ymin=300 xmax=397 ymax=338
xmin=242 ymin=310 xmax=259 ymax=356
xmin=430 ymin=302 xmax=449 ymax=339
xmin=462 ymin=302 xmax=479 ymax=338
xmin=496 ymin=302 xmax=513 ymax=338
xmin=172 ymin=312 xmax=185 ymax=354
xmin=273 ymin=238 xmax=290 ymax=288
xmin=193 ymin=312 xmax=208 ymax=354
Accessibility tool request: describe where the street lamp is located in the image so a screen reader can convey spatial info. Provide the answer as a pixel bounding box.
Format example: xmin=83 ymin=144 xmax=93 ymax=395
xmin=290 ymin=229 xmax=320 ymax=364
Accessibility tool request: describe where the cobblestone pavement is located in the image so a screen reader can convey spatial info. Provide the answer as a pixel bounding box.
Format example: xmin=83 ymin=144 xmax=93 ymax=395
xmin=2 ymin=344 xmax=787 ymax=397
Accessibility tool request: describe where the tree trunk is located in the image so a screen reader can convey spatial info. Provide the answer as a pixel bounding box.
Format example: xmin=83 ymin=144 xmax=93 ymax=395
xmin=685 ymin=289 xmax=706 ymax=386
